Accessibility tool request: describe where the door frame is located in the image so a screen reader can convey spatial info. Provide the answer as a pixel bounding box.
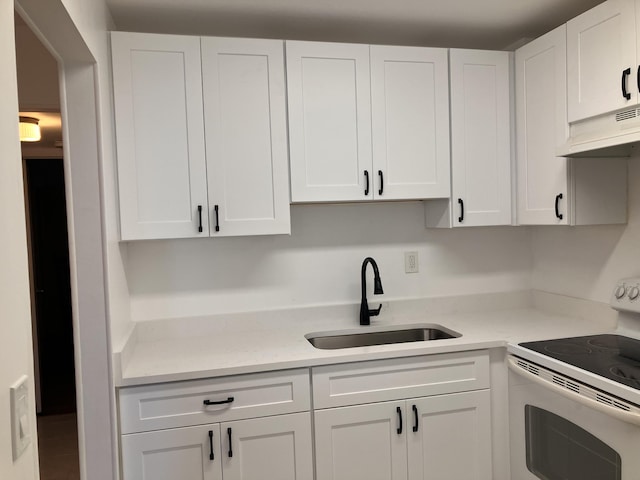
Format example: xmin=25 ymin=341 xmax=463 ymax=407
xmin=14 ymin=2 xmax=116 ymax=479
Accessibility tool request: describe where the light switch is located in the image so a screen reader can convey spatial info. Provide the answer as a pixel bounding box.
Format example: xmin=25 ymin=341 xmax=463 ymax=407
xmin=10 ymin=375 xmax=31 ymax=461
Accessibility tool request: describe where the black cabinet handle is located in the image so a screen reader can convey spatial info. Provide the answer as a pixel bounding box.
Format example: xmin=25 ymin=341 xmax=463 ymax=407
xmin=197 ymin=205 xmax=203 ymax=233
xmin=637 ymin=65 xmax=640 ymax=94
xmin=623 ymin=68 xmax=632 ymax=100
xmin=227 ymin=427 xmax=233 ymax=458
xmin=214 ymin=205 xmax=220 ymax=232
xmin=208 ymin=430 xmax=214 ymax=460
xmin=203 ymin=397 xmax=234 ymax=406
xmin=458 ymin=198 xmax=464 ymax=223
xmin=396 ymin=406 xmax=403 ymax=435
xmin=555 ymin=193 xmax=563 ymax=220
xmin=412 ymin=404 xmax=419 ymax=432
xmin=364 ymin=170 xmax=370 ymax=196
xmin=378 ymin=170 xmax=384 ymax=195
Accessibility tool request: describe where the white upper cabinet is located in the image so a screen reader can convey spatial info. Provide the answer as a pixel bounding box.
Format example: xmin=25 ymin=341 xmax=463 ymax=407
xmin=448 ymin=49 xmax=512 ymax=227
xmin=567 ymin=0 xmax=637 ymax=122
xmin=112 ymin=32 xmax=209 ymax=240
xmin=112 ymin=33 xmax=291 ymax=240
xmin=201 ymin=37 xmax=290 ymax=236
xmin=516 ymin=26 xmax=569 ymax=225
xmin=286 ymin=41 xmax=373 ymax=202
xmin=286 ymin=41 xmax=450 ymax=203
xmin=517 ymin=25 xmax=628 ymax=226
xmin=370 ymin=46 xmax=450 ymax=200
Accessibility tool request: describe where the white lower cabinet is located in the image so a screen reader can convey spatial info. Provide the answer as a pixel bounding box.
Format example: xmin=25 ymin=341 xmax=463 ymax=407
xmin=408 ymin=390 xmax=492 ymax=480
xmin=119 ymin=355 xmax=493 ymax=480
xmin=122 ymin=413 xmax=312 ymax=480
xmin=223 ymin=413 xmax=313 ymax=480
xmin=122 ymin=424 xmax=223 ymax=480
xmin=314 ymin=391 xmax=491 ymax=480
xmin=119 ymin=369 xmax=313 ymax=480
xmin=315 ymin=401 xmax=407 ymax=480
xmin=312 ymin=351 xmax=492 ymax=480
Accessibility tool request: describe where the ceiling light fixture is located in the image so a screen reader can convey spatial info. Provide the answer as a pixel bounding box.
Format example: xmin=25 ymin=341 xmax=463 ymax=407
xmin=19 ymin=116 xmax=41 ymax=142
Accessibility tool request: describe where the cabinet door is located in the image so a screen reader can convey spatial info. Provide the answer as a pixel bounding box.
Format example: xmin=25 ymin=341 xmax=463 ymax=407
xmin=222 ymin=412 xmax=313 ymax=480
xmin=516 ymin=25 xmax=569 ymax=225
xmin=407 ymin=390 xmax=492 ymax=480
xmin=286 ymin=41 xmax=373 ymax=202
xmin=371 ymin=46 xmax=450 ymax=200
xmin=314 ymin=401 xmax=407 ymax=480
xmin=111 ymin=32 xmax=209 ymax=240
xmin=567 ymin=0 xmax=637 ymax=122
xmin=202 ymin=37 xmax=290 ymax=236
xmin=449 ymin=49 xmax=511 ymax=226
xmin=121 ymin=424 xmax=222 ymax=480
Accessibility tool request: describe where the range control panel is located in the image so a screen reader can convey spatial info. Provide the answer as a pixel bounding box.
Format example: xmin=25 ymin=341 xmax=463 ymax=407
xmin=611 ymin=277 xmax=640 ymax=313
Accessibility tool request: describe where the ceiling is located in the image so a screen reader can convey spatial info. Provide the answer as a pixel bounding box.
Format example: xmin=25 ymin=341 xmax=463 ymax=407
xmin=107 ymin=0 xmax=606 ymax=49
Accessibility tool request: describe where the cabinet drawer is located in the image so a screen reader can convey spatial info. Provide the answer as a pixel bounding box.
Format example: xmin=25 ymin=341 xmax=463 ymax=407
xmin=119 ymin=369 xmax=310 ymax=434
xmin=312 ymin=351 xmax=489 ymax=409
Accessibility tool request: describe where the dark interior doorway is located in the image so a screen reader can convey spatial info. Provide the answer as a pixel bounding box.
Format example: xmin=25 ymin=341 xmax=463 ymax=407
xmin=25 ymin=158 xmax=76 ymax=415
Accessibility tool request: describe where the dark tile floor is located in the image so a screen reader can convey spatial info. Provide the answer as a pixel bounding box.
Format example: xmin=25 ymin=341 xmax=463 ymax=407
xmin=37 ymin=414 xmax=80 ymax=480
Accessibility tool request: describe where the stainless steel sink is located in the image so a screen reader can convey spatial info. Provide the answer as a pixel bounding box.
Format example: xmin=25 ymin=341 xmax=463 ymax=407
xmin=306 ymin=324 xmax=461 ymax=350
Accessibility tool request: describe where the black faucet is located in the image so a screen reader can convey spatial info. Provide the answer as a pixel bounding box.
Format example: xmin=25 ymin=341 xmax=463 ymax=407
xmin=360 ymin=257 xmax=384 ymax=326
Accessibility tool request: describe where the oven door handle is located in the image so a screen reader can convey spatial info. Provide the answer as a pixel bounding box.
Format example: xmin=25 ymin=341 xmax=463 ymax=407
xmin=507 ymin=356 xmax=640 ymax=427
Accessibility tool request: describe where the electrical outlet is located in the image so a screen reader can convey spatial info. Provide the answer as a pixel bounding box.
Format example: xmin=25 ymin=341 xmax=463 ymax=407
xmin=404 ymin=251 xmax=419 ymax=273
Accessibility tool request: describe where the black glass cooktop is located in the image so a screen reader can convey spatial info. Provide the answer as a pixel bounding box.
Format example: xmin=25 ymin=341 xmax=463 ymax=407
xmin=519 ymin=334 xmax=640 ymax=391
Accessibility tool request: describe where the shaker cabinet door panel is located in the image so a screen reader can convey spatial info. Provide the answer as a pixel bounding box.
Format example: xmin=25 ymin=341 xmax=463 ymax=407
xmin=202 ymin=37 xmax=290 ymax=236
xmin=286 ymin=41 xmax=373 ymax=202
xmin=111 ymin=32 xmax=209 ymax=240
xmin=121 ymin=424 xmax=223 ymax=480
xmin=314 ymin=401 xmax=407 ymax=480
xmin=516 ymin=26 xmax=569 ymax=225
xmin=449 ymin=49 xmax=512 ymax=226
xmin=222 ymin=413 xmax=313 ymax=480
xmin=567 ymin=0 xmax=637 ymax=122
xmin=407 ymin=391 xmax=492 ymax=480
xmin=370 ymin=46 xmax=451 ymax=200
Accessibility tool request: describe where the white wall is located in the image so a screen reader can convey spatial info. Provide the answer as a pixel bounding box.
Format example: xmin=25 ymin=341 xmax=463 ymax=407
xmin=0 ymin=1 xmax=39 ymax=478
xmin=58 ymin=0 xmax=133 ymax=353
xmin=127 ymin=202 xmax=532 ymax=321
xmin=532 ymin=156 xmax=637 ymax=302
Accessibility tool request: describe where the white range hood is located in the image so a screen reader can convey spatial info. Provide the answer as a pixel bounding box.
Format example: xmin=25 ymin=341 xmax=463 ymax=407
xmin=558 ymin=107 xmax=640 ymax=157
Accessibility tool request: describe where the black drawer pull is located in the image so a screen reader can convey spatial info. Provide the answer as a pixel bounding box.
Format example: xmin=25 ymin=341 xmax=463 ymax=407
xmin=378 ymin=170 xmax=384 ymax=195
xmin=208 ymin=430 xmax=214 ymax=460
xmin=623 ymin=67 xmax=632 ymax=100
xmin=555 ymin=193 xmax=563 ymax=220
xmin=412 ymin=404 xmax=419 ymax=432
xmin=396 ymin=406 xmax=403 ymax=435
xmin=198 ymin=205 xmax=203 ymax=233
xmin=227 ymin=427 xmax=233 ymax=458
xmin=203 ymin=397 xmax=234 ymax=406
xmin=458 ymin=198 xmax=464 ymax=223
xmin=214 ymin=205 xmax=220 ymax=232
xmin=364 ymin=170 xmax=370 ymax=196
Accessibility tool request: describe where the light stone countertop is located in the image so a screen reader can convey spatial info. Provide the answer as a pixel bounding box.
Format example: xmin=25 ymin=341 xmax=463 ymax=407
xmin=115 ymin=290 xmax=619 ymax=387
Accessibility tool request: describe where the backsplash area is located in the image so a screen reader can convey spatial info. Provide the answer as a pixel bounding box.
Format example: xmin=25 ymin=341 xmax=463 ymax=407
xmin=125 ymin=201 xmax=532 ymax=321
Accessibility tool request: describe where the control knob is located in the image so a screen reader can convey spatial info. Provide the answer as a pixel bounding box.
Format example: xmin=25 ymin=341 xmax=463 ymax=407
xmin=615 ymin=285 xmax=627 ymax=299
xmin=629 ymin=286 xmax=640 ymax=300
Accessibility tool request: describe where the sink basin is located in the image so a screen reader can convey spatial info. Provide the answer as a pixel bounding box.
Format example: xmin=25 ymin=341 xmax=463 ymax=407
xmin=306 ymin=324 xmax=461 ymax=350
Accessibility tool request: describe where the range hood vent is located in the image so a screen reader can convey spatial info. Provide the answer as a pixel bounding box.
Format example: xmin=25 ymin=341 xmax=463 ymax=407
xmin=616 ymin=108 xmax=640 ymax=122
xmin=559 ymin=107 xmax=640 ymax=158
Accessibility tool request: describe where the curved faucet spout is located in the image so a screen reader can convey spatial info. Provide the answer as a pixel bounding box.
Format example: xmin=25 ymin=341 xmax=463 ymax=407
xmin=360 ymin=257 xmax=384 ymax=326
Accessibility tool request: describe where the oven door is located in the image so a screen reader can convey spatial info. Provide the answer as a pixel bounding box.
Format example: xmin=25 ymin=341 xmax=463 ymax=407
xmin=508 ymin=357 xmax=640 ymax=480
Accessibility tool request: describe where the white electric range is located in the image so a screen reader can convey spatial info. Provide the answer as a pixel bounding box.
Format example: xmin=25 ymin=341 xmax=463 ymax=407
xmin=506 ymin=278 xmax=640 ymax=480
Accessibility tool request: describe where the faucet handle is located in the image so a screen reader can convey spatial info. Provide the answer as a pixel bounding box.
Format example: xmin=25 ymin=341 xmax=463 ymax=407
xmin=369 ymin=304 xmax=383 ymax=317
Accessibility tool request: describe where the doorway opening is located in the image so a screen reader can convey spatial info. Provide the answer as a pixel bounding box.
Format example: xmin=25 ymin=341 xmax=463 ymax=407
xmin=15 ymin=13 xmax=80 ymax=480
